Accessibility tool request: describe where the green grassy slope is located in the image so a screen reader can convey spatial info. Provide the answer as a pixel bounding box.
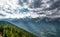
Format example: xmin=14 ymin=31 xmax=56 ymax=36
xmin=0 ymin=21 xmax=37 ymax=37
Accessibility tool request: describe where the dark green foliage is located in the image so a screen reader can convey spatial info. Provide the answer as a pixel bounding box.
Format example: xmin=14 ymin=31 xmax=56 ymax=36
xmin=0 ymin=21 xmax=37 ymax=37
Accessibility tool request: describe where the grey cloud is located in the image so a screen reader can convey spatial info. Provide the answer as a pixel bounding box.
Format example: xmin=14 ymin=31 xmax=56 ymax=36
xmin=0 ymin=14 xmax=5 ymax=16
xmin=45 ymin=0 xmax=60 ymax=10
xmin=18 ymin=0 xmax=23 ymax=6
xmin=29 ymin=0 xmax=42 ymax=8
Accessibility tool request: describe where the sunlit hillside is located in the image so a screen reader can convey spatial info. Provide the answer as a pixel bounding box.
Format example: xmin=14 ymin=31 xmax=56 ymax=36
xmin=0 ymin=21 xmax=37 ymax=37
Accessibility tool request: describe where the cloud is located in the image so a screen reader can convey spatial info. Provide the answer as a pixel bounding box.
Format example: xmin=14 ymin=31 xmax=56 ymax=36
xmin=45 ymin=0 xmax=60 ymax=10
xmin=0 ymin=0 xmax=60 ymax=19
xmin=0 ymin=0 xmax=46 ymax=19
